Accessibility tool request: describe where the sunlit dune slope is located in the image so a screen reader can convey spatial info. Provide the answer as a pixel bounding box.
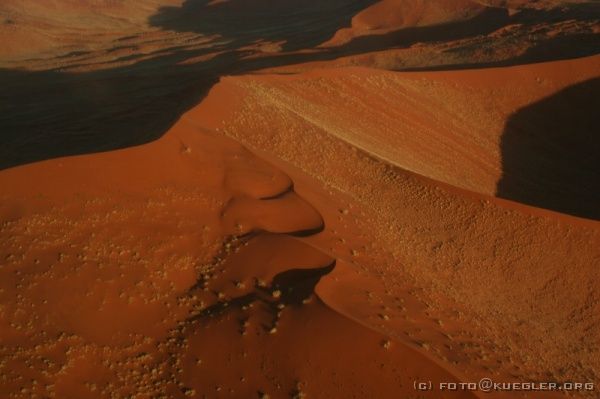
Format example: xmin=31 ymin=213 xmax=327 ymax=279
xmin=0 ymin=1 xmax=185 ymax=61
xmin=185 ymin=54 xmax=600 ymax=392
xmin=201 ymin=55 xmax=599 ymax=214
xmin=325 ymin=0 xmax=485 ymax=45
xmin=0 ymin=0 xmax=599 ymax=398
xmin=0 ymin=110 xmax=475 ymax=398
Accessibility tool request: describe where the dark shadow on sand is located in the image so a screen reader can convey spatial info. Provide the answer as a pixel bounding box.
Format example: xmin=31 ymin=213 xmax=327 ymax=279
xmin=0 ymin=0 xmax=377 ymax=170
xmin=496 ymin=78 xmax=600 ymax=220
xmin=148 ymin=0 xmax=376 ymax=52
xmin=1 ymin=1 xmax=598 ymax=170
xmin=0 ymin=54 xmax=225 ymax=170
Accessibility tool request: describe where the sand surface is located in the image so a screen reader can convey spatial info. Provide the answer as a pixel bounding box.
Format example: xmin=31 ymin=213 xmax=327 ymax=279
xmin=1 ymin=1 xmax=599 ymax=398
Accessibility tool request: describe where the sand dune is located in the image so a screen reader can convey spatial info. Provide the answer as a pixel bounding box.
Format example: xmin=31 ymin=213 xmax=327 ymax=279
xmin=181 ymin=54 xmax=600 ymax=395
xmin=1 ymin=0 xmax=599 ymax=398
xmin=0 ymin=1 xmax=170 ymax=60
xmin=0 ymin=117 xmax=476 ymax=398
xmin=324 ymin=0 xmax=485 ymax=46
xmin=194 ymin=55 xmax=599 ymax=216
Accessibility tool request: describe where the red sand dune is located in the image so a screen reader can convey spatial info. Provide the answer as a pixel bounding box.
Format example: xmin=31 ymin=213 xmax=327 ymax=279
xmin=324 ymin=0 xmax=485 ymax=46
xmin=0 ymin=118 xmax=477 ymax=398
xmin=1 ymin=0 xmax=599 ymax=398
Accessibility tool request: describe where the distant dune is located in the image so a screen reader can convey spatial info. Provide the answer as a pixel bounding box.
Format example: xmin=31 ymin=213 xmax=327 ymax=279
xmin=0 ymin=1 xmax=599 ymax=398
xmin=324 ymin=0 xmax=485 ymax=46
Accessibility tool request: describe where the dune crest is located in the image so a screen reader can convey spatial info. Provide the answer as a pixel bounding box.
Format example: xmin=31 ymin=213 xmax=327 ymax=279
xmin=195 ymin=55 xmax=599 ymax=213
xmin=183 ymin=53 xmax=600 ymax=394
xmin=0 ymin=108 xmax=478 ymax=397
xmin=325 ymin=0 xmax=485 ymax=46
xmin=1 ymin=1 xmax=599 ymax=398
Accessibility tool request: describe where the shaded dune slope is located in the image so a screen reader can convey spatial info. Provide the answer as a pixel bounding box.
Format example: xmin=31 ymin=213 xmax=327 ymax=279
xmin=1 ymin=0 xmax=598 ymax=170
xmin=149 ymin=0 xmax=379 ymax=52
xmin=498 ymin=77 xmax=600 ymax=219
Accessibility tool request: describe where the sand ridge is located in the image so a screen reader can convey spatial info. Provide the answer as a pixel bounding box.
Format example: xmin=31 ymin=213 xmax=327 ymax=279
xmin=1 ymin=1 xmax=599 ymax=398
xmin=184 ymin=52 xmax=599 ymax=395
xmin=0 ymin=112 xmax=480 ymax=397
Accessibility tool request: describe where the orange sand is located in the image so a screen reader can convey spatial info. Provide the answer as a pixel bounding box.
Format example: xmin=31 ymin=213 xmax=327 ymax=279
xmin=1 ymin=1 xmax=599 ymax=398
